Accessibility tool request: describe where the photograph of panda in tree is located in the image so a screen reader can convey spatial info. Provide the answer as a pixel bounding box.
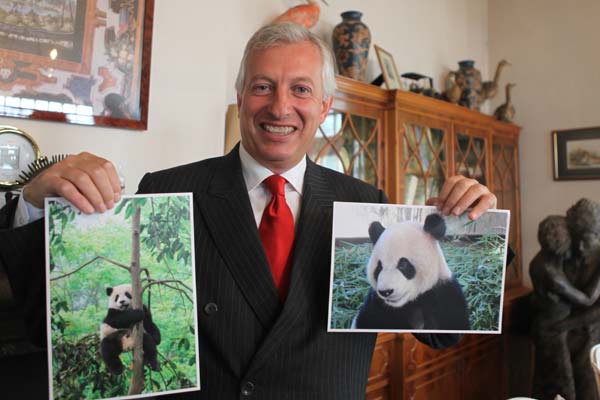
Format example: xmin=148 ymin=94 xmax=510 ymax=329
xmin=328 ymin=202 xmax=510 ymax=334
xmin=45 ymin=193 xmax=200 ymax=400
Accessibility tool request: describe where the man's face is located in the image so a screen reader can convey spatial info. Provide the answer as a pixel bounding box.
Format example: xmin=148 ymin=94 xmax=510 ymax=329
xmin=237 ymin=41 xmax=333 ymax=173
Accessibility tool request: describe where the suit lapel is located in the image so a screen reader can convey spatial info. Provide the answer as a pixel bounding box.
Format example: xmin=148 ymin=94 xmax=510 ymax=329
xmin=248 ymin=159 xmax=336 ymax=372
xmin=198 ymin=147 xmax=281 ymax=328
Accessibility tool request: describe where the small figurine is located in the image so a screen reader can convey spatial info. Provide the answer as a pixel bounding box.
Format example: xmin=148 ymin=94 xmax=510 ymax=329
xmin=443 ymin=71 xmax=462 ymax=104
xmin=494 ymin=83 xmax=516 ymax=122
xmin=481 ymin=60 xmax=511 ymax=101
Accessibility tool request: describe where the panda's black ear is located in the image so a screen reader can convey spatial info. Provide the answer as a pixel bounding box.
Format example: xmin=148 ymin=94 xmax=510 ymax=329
xmin=369 ymin=221 xmax=385 ymax=244
xmin=424 ymin=213 xmax=446 ymax=240
xmin=106 ymin=287 xmax=113 ymax=296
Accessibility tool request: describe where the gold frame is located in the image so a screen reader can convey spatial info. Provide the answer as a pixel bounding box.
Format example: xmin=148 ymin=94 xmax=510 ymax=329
xmin=374 ymin=45 xmax=402 ymax=90
xmin=0 ymin=126 xmax=41 ymax=189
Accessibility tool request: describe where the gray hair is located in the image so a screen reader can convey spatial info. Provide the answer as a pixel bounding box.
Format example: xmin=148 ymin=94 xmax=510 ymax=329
xmin=234 ymin=22 xmax=336 ymax=100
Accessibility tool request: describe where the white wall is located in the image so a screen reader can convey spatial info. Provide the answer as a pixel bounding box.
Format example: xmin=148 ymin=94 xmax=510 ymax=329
xmin=489 ymin=0 xmax=600 ymax=286
xmin=0 ymin=0 xmax=489 ymax=194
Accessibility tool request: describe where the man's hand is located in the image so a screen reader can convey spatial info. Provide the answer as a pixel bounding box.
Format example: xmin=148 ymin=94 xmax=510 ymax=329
xmin=22 ymin=152 xmax=122 ymax=214
xmin=426 ymin=175 xmax=497 ymax=220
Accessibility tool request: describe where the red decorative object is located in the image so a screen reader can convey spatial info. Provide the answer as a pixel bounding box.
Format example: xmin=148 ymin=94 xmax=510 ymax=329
xmin=273 ymin=0 xmax=325 ymax=29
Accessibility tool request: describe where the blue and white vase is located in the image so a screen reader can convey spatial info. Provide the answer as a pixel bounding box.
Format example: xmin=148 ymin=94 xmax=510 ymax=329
xmin=332 ymin=11 xmax=371 ymax=81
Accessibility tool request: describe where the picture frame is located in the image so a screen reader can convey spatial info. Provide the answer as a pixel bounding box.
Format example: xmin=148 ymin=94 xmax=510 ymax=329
xmin=553 ymin=126 xmax=600 ymax=180
xmin=0 ymin=0 xmax=154 ymax=130
xmin=374 ymin=45 xmax=402 ymax=90
xmin=0 ymin=126 xmax=40 ymax=190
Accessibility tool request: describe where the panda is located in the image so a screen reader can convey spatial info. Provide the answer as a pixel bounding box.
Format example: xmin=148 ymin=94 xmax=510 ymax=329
xmin=100 ymin=284 xmax=162 ymax=374
xmin=353 ymin=213 xmax=470 ymax=331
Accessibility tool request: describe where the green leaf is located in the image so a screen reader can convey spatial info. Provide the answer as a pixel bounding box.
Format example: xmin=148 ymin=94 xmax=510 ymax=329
xmin=114 ymin=198 xmax=130 ymax=215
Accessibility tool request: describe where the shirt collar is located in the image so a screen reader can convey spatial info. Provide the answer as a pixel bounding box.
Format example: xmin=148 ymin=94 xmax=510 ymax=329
xmin=239 ymin=143 xmax=306 ymax=194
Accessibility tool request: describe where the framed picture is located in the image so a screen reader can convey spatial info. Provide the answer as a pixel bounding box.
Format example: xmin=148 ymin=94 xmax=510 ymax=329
xmin=0 ymin=0 xmax=154 ymax=130
xmin=374 ymin=45 xmax=402 ymax=90
xmin=553 ymin=127 xmax=600 ymax=180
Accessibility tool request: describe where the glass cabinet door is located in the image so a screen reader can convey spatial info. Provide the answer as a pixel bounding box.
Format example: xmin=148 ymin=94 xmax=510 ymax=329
xmin=455 ymin=133 xmax=487 ymax=185
xmin=310 ymin=110 xmax=380 ymax=186
xmin=493 ymin=140 xmax=521 ymax=287
xmin=403 ymin=123 xmax=446 ymax=205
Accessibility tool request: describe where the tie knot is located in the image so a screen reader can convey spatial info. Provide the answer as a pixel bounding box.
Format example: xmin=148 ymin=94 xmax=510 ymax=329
xmin=263 ymin=175 xmax=287 ymax=196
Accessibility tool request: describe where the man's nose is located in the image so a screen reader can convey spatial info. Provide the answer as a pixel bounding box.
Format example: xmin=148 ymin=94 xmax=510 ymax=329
xmin=268 ymin=89 xmax=291 ymax=119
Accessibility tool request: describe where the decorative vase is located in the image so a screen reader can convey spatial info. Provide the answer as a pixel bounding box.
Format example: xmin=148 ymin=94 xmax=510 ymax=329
xmin=455 ymin=60 xmax=482 ymax=110
xmin=332 ymin=11 xmax=371 ymax=81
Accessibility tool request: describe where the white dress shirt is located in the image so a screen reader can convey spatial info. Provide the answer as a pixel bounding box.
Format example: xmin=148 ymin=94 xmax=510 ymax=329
xmin=238 ymin=144 xmax=305 ymax=227
xmin=13 ymin=145 xmax=305 ymax=229
xmin=14 ymin=192 xmax=43 ymax=227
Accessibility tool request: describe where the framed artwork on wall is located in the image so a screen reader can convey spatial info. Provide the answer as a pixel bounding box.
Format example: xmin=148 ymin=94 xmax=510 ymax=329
xmin=374 ymin=45 xmax=402 ymax=90
xmin=553 ymin=126 xmax=600 ymax=180
xmin=0 ymin=0 xmax=154 ymax=130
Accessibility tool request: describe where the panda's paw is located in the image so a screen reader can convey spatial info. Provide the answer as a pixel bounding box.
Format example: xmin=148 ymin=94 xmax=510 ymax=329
xmin=107 ymin=363 xmax=125 ymax=375
xmin=147 ymin=358 xmax=161 ymax=372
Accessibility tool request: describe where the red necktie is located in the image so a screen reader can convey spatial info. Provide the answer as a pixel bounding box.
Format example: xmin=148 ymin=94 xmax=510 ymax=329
xmin=259 ymin=175 xmax=295 ymax=299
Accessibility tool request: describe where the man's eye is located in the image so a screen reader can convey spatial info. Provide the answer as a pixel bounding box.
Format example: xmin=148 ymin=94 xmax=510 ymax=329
xmin=294 ymin=86 xmax=312 ymax=96
xmin=252 ymin=84 xmax=271 ymax=94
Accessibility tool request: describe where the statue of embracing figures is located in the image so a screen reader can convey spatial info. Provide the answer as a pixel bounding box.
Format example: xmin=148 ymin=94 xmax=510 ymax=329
xmin=530 ymin=198 xmax=600 ymax=400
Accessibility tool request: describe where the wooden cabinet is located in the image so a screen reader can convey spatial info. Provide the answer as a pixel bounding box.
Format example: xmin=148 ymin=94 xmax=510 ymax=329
xmin=311 ymin=76 xmax=530 ymax=399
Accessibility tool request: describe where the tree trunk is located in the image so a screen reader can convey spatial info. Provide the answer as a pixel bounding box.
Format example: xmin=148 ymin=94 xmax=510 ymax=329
xmin=128 ymin=207 xmax=144 ymax=395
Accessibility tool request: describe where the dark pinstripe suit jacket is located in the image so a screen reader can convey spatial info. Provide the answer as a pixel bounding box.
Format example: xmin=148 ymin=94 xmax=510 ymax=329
xmin=0 ymin=146 xmax=457 ymax=399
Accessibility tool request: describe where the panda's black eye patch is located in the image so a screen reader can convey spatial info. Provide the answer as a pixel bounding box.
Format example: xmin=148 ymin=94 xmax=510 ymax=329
xmin=397 ymin=257 xmax=416 ymax=280
xmin=374 ymin=261 xmax=383 ymax=281
xmin=125 ymin=292 xmax=132 ymax=300
xmin=115 ymin=294 xmax=120 ymax=302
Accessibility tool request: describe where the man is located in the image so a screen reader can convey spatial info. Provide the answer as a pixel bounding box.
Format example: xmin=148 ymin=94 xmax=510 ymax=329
xmin=1 ymin=23 xmax=496 ymax=399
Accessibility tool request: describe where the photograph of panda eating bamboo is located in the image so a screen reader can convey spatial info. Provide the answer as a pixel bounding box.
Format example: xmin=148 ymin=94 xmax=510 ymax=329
xmin=328 ymin=202 xmax=510 ymax=334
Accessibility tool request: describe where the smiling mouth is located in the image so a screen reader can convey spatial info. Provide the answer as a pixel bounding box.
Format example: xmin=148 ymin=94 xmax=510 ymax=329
xmin=261 ymin=123 xmax=296 ymax=135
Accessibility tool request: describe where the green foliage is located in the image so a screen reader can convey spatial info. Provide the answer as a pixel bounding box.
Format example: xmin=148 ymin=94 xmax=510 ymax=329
xmin=116 ymin=196 xmax=192 ymax=265
xmin=331 ymin=234 xmax=506 ymax=331
xmin=48 ymin=201 xmax=79 ymax=271
xmin=331 ymin=241 xmax=372 ymax=329
xmin=48 ymin=195 xmax=197 ymax=398
xmin=441 ymin=234 xmax=505 ymax=331
xmin=52 ymin=334 xmax=128 ymax=400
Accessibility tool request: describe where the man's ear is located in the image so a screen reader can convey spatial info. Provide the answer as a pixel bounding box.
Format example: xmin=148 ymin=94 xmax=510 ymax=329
xmin=236 ymin=92 xmax=242 ymax=110
xmin=319 ymin=96 xmax=334 ymax=123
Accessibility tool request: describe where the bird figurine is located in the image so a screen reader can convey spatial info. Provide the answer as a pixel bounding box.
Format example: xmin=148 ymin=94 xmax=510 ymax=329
xmin=481 ymin=59 xmax=511 ymax=101
xmin=443 ymin=71 xmax=462 ymax=104
xmin=494 ymin=83 xmax=516 ymax=122
xmin=273 ymin=0 xmax=328 ymax=29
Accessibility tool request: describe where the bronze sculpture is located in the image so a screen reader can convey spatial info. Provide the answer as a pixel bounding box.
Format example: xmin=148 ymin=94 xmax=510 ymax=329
xmin=530 ymin=198 xmax=600 ymax=400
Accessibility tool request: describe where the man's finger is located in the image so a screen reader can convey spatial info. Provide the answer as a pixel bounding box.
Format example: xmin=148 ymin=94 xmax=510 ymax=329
xmin=436 ymin=175 xmax=462 ymax=205
xmin=468 ymin=193 xmax=497 ymax=220
xmin=441 ymin=178 xmax=478 ymax=215
xmin=60 ymin=168 xmax=108 ymax=213
xmin=48 ymin=176 xmax=95 ymax=214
